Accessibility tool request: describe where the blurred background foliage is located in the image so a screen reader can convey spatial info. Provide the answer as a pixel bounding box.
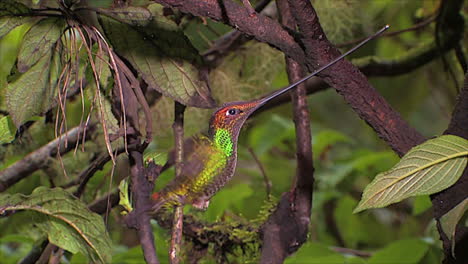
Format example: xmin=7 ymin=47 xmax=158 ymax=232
xmin=0 ymin=0 xmax=466 ymax=263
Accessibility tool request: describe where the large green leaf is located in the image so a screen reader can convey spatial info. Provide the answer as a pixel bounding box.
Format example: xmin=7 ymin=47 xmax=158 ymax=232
xmin=95 ymin=6 xmax=152 ymax=26
xmin=6 ymin=51 xmax=53 ymax=127
xmin=354 ymin=135 xmax=468 ymax=213
xmin=0 ymin=115 xmax=16 ymax=144
xmin=0 ymin=0 xmax=33 ymax=38
xmin=0 ymin=187 xmax=112 ymax=263
xmin=17 ymin=17 xmax=64 ymax=72
xmin=284 ymin=242 xmax=346 ymax=264
xmin=368 ymin=239 xmax=429 ymax=264
xmin=440 ymin=198 xmax=468 ymax=257
xmin=99 ymin=16 xmax=215 ymax=108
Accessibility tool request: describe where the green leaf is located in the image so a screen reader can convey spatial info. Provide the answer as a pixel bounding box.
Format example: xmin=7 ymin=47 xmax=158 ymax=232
xmin=0 ymin=116 xmax=16 ymax=144
xmin=354 ymin=135 xmax=468 ymax=213
xmin=440 ymin=198 xmax=468 ymax=257
xmin=6 ymin=51 xmax=53 ymax=127
xmin=248 ymin=114 xmax=295 ymax=156
xmin=118 ymin=178 xmax=133 ymax=214
xmin=143 ymin=149 xmax=167 ymax=167
xmin=334 ymin=196 xmax=367 ymax=248
xmin=0 ymin=187 xmax=112 ymax=263
xmin=313 ymin=129 xmax=353 ymax=157
xmin=100 ymin=16 xmax=215 ymax=108
xmin=0 ymin=0 xmax=33 ymax=38
xmin=368 ymin=239 xmax=429 ymax=264
xmin=96 ymin=6 xmax=152 ymax=26
xmin=17 ymin=17 xmax=64 ymax=72
xmin=203 ymin=183 xmax=253 ymax=221
xmin=143 ymin=4 xmax=202 ymax=62
xmin=112 ymin=246 xmax=145 ymax=264
xmin=285 ymin=242 xmax=345 ymax=264
xmin=412 ymin=195 xmax=432 ymax=215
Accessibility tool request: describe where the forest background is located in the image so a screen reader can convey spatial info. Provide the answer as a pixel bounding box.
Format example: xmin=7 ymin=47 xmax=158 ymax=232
xmin=0 ymin=0 xmax=467 ymax=263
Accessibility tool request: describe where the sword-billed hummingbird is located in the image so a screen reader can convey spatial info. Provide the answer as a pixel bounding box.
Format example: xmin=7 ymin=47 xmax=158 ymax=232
xmin=152 ymin=25 xmax=389 ymax=213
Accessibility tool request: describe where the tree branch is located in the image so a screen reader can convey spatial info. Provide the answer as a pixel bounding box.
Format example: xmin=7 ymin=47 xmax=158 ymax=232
xmin=0 ymin=124 xmax=94 ymax=192
xmin=260 ymin=1 xmax=314 ymax=262
xmin=202 ymin=0 xmax=272 ymax=67
xmin=154 ymin=0 xmax=425 ymax=156
xmin=111 ymin=55 xmax=160 ymax=264
xmin=284 ymin=0 xmax=424 ymax=156
xmin=154 ymin=0 xmax=307 ymax=67
xmin=433 ymin=70 xmax=468 ymax=263
xmin=170 ymin=102 xmax=186 ymax=264
xmin=127 ymin=148 xmax=159 ymax=264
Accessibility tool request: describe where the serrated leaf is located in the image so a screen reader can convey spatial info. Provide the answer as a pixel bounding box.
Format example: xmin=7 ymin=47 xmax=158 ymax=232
xmin=0 ymin=187 xmax=112 ymax=263
xmin=6 ymin=51 xmax=53 ymax=127
xmin=17 ymin=17 xmax=64 ymax=72
xmin=440 ymin=198 xmax=468 ymax=257
xmin=354 ymin=135 xmax=468 ymax=213
xmin=99 ymin=16 xmax=215 ymax=108
xmin=0 ymin=116 xmax=16 ymax=144
xmin=144 ymin=4 xmax=202 ymax=62
xmin=0 ymin=0 xmax=33 ymax=38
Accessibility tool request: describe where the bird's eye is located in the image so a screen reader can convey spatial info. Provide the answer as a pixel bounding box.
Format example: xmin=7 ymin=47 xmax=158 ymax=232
xmin=226 ymin=108 xmax=241 ymax=116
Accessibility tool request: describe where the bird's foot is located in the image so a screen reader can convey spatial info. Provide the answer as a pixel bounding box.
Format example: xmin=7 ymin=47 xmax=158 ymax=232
xmin=192 ymin=198 xmax=210 ymax=211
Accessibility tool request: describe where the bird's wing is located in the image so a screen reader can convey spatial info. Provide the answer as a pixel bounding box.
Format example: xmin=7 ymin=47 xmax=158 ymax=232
xmin=176 ymin=135 xmax=226 ymax=181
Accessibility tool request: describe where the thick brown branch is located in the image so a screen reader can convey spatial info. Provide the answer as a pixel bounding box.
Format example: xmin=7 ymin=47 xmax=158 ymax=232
xmin=127 ymin=149 xmax=160 ymax=264
xmin=112 ymin=53 xmax=159 ymax=263
xmin=154 ymin=0 xmax=307 ymax=67
xmin=202 ymin=0 xmax=272 ymax=67
xmin=260 ymin=1 xmax=314 ymax=263
xmin=88 ymin=190 xmax=120 ymax=214
xmin=154 ymin=0 xmax=425 ymax=156
xmin=432 ymin=70 xmax=468 ymax=264
xmin=285 ymin=0 xmax=425 ymax=156
xmin=0 ymin=124 xmax=94 ymax=192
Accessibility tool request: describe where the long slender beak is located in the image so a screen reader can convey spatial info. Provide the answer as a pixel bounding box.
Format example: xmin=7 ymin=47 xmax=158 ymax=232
xmin=254 ymin=24 xmax=389 ymax=109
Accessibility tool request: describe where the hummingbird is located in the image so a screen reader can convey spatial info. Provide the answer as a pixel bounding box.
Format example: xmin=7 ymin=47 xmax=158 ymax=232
xmin=151 ymin=25 xmax=389 ymax=213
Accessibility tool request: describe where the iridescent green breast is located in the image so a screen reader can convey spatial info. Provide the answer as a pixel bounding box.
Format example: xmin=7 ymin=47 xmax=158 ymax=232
xmin=155 ymin=132 xmax=236 ymax=209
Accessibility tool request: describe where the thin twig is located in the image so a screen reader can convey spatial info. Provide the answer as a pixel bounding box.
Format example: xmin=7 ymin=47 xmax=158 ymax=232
xmin=248 ymin=147 xmax=271 ymax=199
xmin=260 ymin=1 xmax=314 ymax=262
xmin=170 ymin=206 xmax=184 ymax=264
xmin=170 ymin=102 xmax=186 ymax=264
xmin=336 ymin=13 xmax=438 ymax=47
xmin=128 ymin=149 xmax=160 ymax=264
xmin=241 ymin=0 xmax=256 ymax=15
